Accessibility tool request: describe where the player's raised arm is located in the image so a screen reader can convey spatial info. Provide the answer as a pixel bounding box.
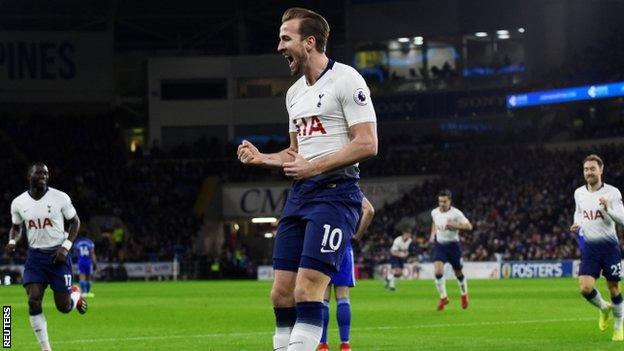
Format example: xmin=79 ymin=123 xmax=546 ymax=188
xmin=601 ymin=190 xmax=624 ymax=226
xmin=237 ymin=132 xmax=298 ymax=168
xmin=352 ymin=197 xmax=374 ymax=242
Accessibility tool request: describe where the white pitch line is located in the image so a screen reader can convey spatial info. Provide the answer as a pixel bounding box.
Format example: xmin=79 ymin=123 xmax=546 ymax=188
xmin=356 ymin=317 xmax=594 ymax=331
xmin=55 ymin=317 xmax=594 ymax=345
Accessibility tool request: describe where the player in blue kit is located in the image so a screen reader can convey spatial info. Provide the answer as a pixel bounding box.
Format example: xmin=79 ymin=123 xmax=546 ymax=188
xmin=319 ymin=197 xmax=374 ymax=351
xmin=73 ymin=236 xmax=97 ymax=297
xmin=237 ymin=8 xmax=377 ymax=351
xmin=5 ymin=163 xmax=87 ymax=351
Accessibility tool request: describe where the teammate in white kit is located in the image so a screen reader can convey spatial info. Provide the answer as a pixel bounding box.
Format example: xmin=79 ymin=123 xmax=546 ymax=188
xmin=386 ymin=226 xmax=412 ymax=291
xmin=5 ymin=163 xmax=87 ymax=351
xmin=570 ymin=154 xmax=624 ymax=341
xmin=429 ymin=190 xmax=472 ymax=311
xmin=237 ymin=8 xmax=377 ymax=351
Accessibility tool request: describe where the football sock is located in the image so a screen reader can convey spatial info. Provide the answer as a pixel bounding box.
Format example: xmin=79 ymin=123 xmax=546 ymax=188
xmin=288 ymin=302 xmax=324 ymax=351
xmin=435 ymin=274 xmax=447 ymax=299
xmin=583 ymin=289 xmax=609 ymax=310
xmin=274 ymin=307 xmax=297 ymax=351
xmin=85 ymin=281 xmax=91 ymax=293
xmin=320 ymin=300 xmax=329 ymax=343
xmin=337 ymin=297 xmax=351 ymax=342
xmin=29 ymin=313 xmax=51 ymax=351
xmin=612 ymin=294 xmax=623 ymax=329
xmin=79 ymin=280 xmax=88 ymax=293
xmin=457 ymin=274 xmax=468 ymax=295
xmin=387 ymin=274 xmax=396 ymax=289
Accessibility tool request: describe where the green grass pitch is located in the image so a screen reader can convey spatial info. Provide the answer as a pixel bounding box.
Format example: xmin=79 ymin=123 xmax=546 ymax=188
xmin=2 ymin=278 xmax=623 ymax=350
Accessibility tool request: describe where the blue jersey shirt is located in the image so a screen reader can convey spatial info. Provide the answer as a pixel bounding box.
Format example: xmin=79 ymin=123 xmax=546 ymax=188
xmin=73 ymin=237 xmax=95 ymax=265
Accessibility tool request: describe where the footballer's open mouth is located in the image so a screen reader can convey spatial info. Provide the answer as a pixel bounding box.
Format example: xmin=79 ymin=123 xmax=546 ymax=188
xmin=284 ymin=53 xmax=296 ymax=70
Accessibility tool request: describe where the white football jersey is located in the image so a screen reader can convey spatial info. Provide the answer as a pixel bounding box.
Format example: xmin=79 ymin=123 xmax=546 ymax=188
xmin=391 ymin=236 xmax=412 ymax=253
xmin=431 ymin=207 xmax=469 ymax=243
xmin=574 ymin=183 xmax=624 ymax=244
xmin=10 ymin=187 xmax=77 ymax=249
xmin=286 ymin=60 xmax=377 ymax=177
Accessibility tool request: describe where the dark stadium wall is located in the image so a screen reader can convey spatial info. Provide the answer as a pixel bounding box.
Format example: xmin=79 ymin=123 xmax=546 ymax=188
xmin=347 ymin=0 xmax=460 ymax=42
xmin=148 ymin=55 xmax=292 ymax=146
xmin=562 ymin=0 xmax=623 ymax=58
xmin=522 ymin=0 xmax=621 ymax=76
xmin=0 ymin=31 xmax=114 ymax=103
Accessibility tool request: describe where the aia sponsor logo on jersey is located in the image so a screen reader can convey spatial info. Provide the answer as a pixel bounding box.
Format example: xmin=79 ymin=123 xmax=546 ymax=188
xmin=583 ymin=210 xmax=605 ymax=221
xmin=293 ymin=116 xmax=327 ymax=136
xmin=27 ymin=218 xmax=53 ymax=230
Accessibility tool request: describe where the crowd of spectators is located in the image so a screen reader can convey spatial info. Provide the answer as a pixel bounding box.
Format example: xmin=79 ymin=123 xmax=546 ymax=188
xmin=0 ymin=115 xmax=202 ymax=266
xmin=356 ymin=143 xmax=624 ymax=274
xmin=2 ymin=113 xmax=624 ymax=281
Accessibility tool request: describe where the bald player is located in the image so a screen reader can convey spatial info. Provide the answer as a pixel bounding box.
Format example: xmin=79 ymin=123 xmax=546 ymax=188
xmin=5 ymin=162 xmax=87 ymax=351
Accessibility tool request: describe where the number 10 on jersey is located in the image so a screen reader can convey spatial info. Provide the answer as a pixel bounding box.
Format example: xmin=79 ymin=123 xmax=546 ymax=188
xmin=321 ymin=224 xmax=343 ymax=253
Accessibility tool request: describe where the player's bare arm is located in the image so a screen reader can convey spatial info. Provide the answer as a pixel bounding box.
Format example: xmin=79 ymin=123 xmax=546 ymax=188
xmin=54 ymin=215 xmax=80 ymax=264
xmin=238 ymin=133 xmax=298 ymax=168
xmin=429 ymin=223 xmax=436 ymax=243
xmin=283 ymin=122 xmax=377 ymax=180
xmin=391 ymin=248 xmax=408 ymax=259
xmin=5 ymin=224 xmax=22 ymax=253
xmin=352 ymin=197 xmax=374 ymax=242
xmin=446 ymin=220 xmax=473 ymax=231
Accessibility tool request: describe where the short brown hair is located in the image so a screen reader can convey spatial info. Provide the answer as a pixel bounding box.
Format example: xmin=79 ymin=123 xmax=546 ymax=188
xmin=282 ymin=7 xmax=330 ymax=53
xmin=583 ymin=154 xmax=604 ymax=168
xmin=438 ymin=189 xmax=452 ymax=199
